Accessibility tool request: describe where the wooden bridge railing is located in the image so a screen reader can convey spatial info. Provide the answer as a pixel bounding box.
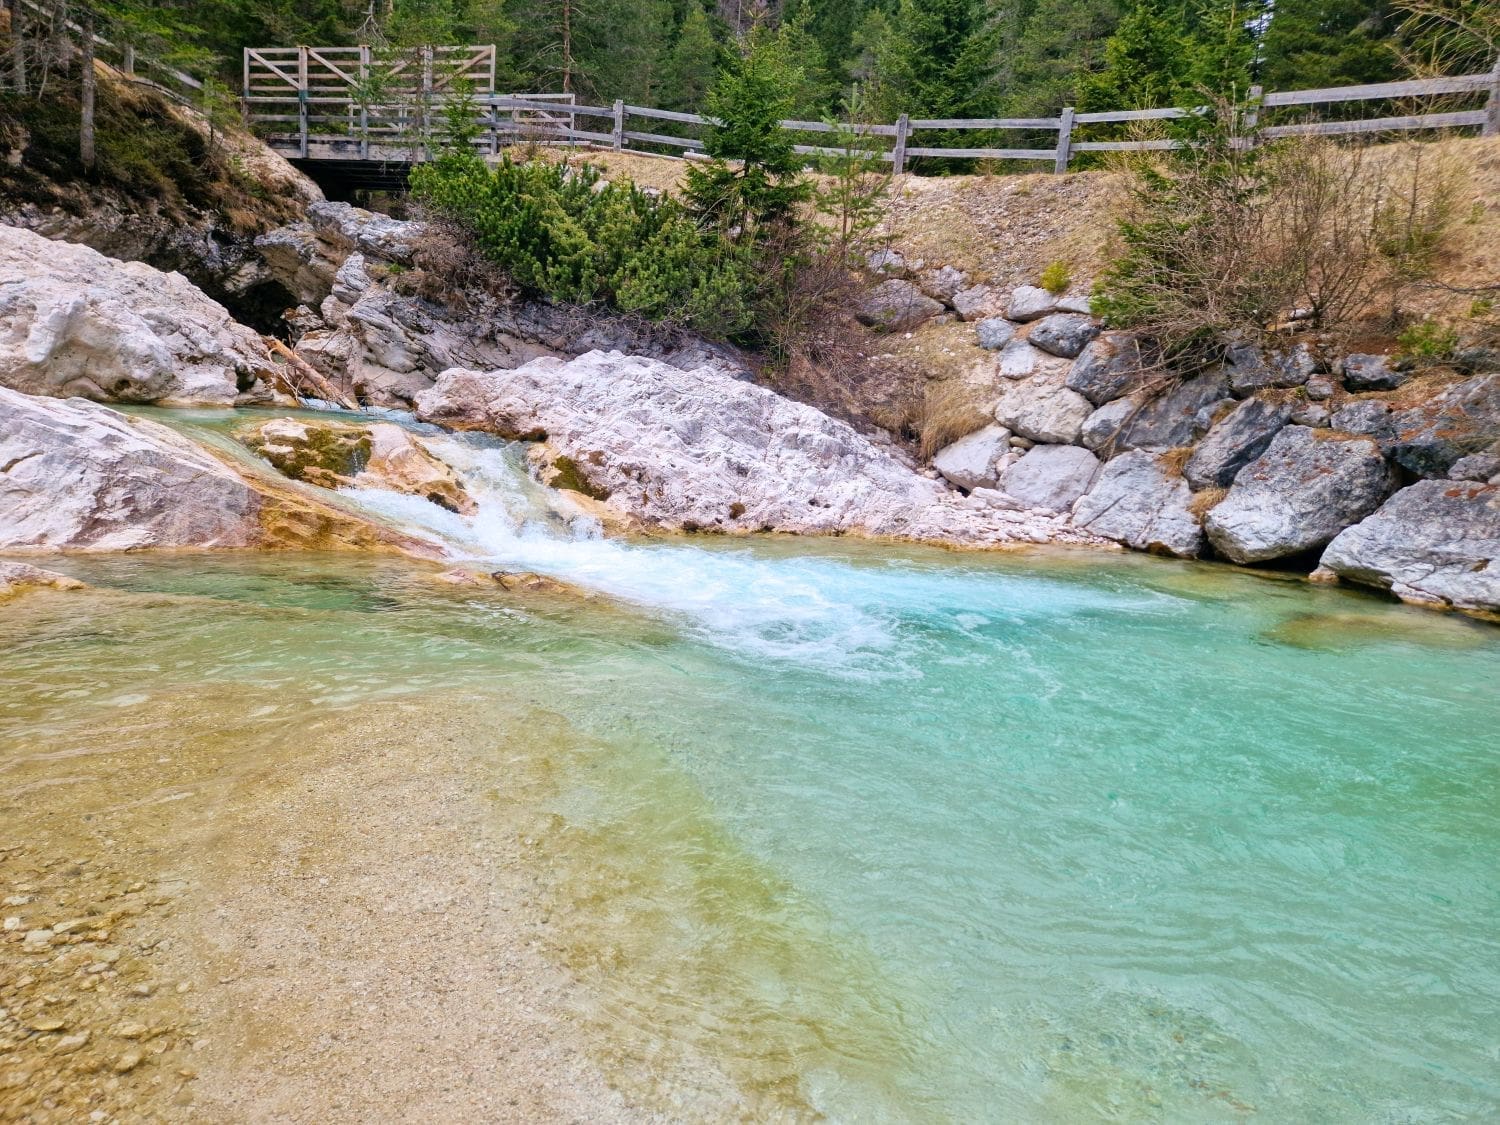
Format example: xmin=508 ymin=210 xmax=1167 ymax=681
xmin=244 ymin=46 xmax=1500 ymax=172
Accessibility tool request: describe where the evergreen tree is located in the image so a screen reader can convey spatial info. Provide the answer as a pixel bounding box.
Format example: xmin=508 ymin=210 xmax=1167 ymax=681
xmin=1259 ymin=0 xmax=1400 ymax=91
xmin=1078 ymin=0 xmax=1192 ymax=110
xmin=772 ymin=0 xmax=836 ymax=117
xmin=660 ymin=3 xmax=720 ymax=110
xmin=996 ymin=0 xmax=1124 ymax=116
xmin=685 ymin=28 xmax=809 ymax=235
xmin=869 ymin=0 xmax=1001 ymax=122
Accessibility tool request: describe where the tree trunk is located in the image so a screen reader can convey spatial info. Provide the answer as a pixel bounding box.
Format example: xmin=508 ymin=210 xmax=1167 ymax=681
xmin=79 ymin=9 xmax=95 ymax=173
xmin=561 ymin=0 xmax=573 ymax=93
xmin=8 ymin=0 xmax=25 ymax=94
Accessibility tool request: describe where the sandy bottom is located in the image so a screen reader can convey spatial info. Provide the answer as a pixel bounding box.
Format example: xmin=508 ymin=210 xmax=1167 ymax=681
xmin=1 ymin=666 xmax=650 ymax=1123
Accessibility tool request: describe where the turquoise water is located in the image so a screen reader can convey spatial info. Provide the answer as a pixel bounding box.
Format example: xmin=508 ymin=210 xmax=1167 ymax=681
xmin=5 ymin=408 xmax=1499 ymax=1120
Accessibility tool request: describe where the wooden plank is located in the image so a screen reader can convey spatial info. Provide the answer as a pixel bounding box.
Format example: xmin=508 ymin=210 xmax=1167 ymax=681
xmin=623 ymin=130 xmax=704 ymax=149
xmin=900 ymin=145 xmax=1056 ymax=160
xmin=907 ymin=117 xmax=1059 ymax=129
xmin=612 ymin=98 xmax=624 ymax=150
xmin=1261 ymin=73 xmax=1490 ymax=107
xmin=1073 ymin=106 xmax=1187 ymax=123
xmin=1486 ymin=55 xmax=1500 ymax=138
xmin=624 ymin=104 xmax=707 ymax=125
xmin=1072 ymin=139 xmax=1179 ymax=152
xmin=297 ymin=46 xmax=309 ymax=160
xmin=488 ymin=96 xmax=612 ymax=117
xmin=779 ymin=118 xmax=899 ymax=136
xmin=1261 ymin=109 xmax=1486 ymax=137
xmin=306 ymin=47 xmax=357 ymax=86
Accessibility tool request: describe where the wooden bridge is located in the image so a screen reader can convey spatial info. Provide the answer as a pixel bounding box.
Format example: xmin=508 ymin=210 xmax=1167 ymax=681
xmin=243 ymin=45 xmax=1500 ymax=190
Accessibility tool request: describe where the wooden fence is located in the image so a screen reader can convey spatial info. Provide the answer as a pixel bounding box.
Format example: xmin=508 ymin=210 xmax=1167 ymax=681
xmin=244 ymin=46 xmax=1500 ymax=172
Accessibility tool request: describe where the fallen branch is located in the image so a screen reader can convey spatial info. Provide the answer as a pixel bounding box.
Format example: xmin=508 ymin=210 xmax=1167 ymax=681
xmin=262 ymin=337 xmax=358 ymax=410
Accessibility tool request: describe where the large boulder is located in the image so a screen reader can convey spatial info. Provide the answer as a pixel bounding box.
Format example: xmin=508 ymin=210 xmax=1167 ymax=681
xmin=239 ymin=418 xmax=474 ymax=514
xmin=1183 ymin=397 xmax=1294 ymax=490
xmin=856 ymin=280 xmax=945 ymax=332
xmin=1320 ymin=480 xmax=1500 ymax=617
xmin=0 ymin=225 xmax=274 ymax=405
xmin=952 ymin=285 xmax=1000 ymax=321
xmin=993 ymin=376 xmax=1094 ymax=445
xmin=0 ymin=387 xmax=430 ymax=554
xmin=1006 ymin=286 xmax=1059 ymax=322
xmin=1071 ymin=451 xmax=1204 ymax=557
xmin=1203 ymin=427 xmax=1394 ymax=564
xmin=1339 ymin=353 xmax=1407 ymax=392
xmin=932 ymin=424 xmax=1013 ymax=491
xmin=1224 ymin=341 xmax=1318 ymax=395
xmin=918 ymin=265 xmax=969 ymax=303
xmin=976 ymin=318 xmax=1016 ymax=351
xmin=1001 ymin=444 xmax=1101 ymax=512
xmin=1027 ymin=314 xmax=1100 ymax=359
xmin=414 ymin=352 xmax=1104 ymax=547
xmin=996 ymin=339 xmax=1063 ymax=380
xmin=1387 ymin=374 xmax=1500 ymax=478
xmin=1079 ymin=369 xmax=1231 ymax=456
xmin=1065 ymin=333 xmax=1148 ymax=405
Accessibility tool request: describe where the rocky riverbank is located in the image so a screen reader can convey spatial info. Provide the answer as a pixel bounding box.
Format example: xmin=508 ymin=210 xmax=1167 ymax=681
xmin=0 ymin=180 xmax=1495 ymax=617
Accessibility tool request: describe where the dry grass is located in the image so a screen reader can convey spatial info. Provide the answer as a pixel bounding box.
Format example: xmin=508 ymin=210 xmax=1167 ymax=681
xmin=1188 ymin=485 xmax=1228 ymax=518
xmin=918 ymin=378 xmax=995 ymax=458
xmin=1157 ymin=445 xmax=1196 ymax=477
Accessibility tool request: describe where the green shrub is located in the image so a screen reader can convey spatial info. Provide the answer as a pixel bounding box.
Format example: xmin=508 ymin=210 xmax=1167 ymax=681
xmin=1396 ymin=318 xmax=1459 ymax=361
xmin=1038 ymin=260 xmax=1071 ymax=295
xmin=410 ymin=150 xmax=754 ymax=337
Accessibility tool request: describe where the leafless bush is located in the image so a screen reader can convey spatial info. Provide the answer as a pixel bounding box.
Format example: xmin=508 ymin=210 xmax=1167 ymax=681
xmin=1096 ymin=117 xmax=1471 ymax=361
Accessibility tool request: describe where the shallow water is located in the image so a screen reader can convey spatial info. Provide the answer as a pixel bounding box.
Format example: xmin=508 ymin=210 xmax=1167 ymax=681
xmin=4 ymin=407 xmax=1498 ymax=1121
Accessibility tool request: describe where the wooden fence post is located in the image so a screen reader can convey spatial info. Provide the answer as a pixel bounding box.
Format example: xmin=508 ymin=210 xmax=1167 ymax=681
xmin=240 ymin=47 xmax=249 ymax=125
xmin=420 ymin=45 xmax=434 ymax=159
xmin=297 ymin=45 xmax=309 ymax=159
xmin=1242 ymin=83 xmax=1263 ymax=148
xmin=1485 ymin=55 xmax=1500 ymax=138
xmin=490 ymin=96 xmax=500 ymax=155
xmin=612 ymin=98 xmax=624 ymax=149
xmin=121 ymin=42 xmax=133 ymax=76
xmin=358 ymin=44 xmax=370 ymax=159
xmin=1054 ymin=106 xmax=1074 ymax=173
xmin=892 ymin=113 xmax=910 ymax=174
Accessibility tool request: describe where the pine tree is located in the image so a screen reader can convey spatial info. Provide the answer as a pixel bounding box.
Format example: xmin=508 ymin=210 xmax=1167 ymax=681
xmin=1259 ymin=0 xmax=1400 ymax=91
xmin=870 ymin=0 xmax=1001 ymax=123
xmin=685 ymin=28 xmax=810 ymax=235
xmin=1077 ymin=0 xmax=1193 ymax=110
xmin=772 ymin=0 xmax=836 ymax=117
xmin=996 ymin=0 xmax=1123 ymax=116
xmin=660 ymin=3 xmax=719 ymax=110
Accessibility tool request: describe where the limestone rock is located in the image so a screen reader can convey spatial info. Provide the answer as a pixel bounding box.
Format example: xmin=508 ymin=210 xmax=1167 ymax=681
xmin=1072 ymin=451 xmax=1204 ymax=557
xmin=1224 ymin=341 xmax=1318 ymax=395
xmin=1000 ymin=444 xmax=1101 ymax=512
xmin=0 ymin=225 xmax=273 ymax=405
xmin=1330 ymin=399 xmax=1395 ymax=439
xmin=0 ymin=561 xmax=85 ymax=601
xmin=306 ymin=201 xmax=421 ymax=265
xmin=996 ymin=339 xmax=1055 ymax=380
xmin=1320 ymin=480 xmax=1500 ymax=616
xmin=856 ymin=279 xmax=946 ymax=332
xmin=331 ymin=252 xmax=373 ymax=306
xmin=919 ymin=265 xmax=970 ymax=303
xmin=239 ymin=418 xmax=473 ymax=514
xmin=1183 ymin=397 xmax=1294 ymax=490
xmin=1290 ymin=402 xmax=1331 ymax=428
xmin=1449 ymin=446 xmax=1500 ymax=483
xmin=866 ymin=248 xmax=911 ymax=277
xmin=1079 ymin=369 xmax=1231 ymax=456
xmin=0 ymin=388 xmax=430 ymax=554
xmin=1387 ymin=374 xmax=1500 ymax=479
xmin=1056 ymin=294 xmax=1093 ymax=315
xmin=414 ymin=352 xmax=1104 ymax=547
xmin=1304 ymin=374 xmax=1336 ymax=401
xmin=1339 ymin=353 xmax=1407 ymax=392
xmin=1065 ymin=333 xmax=1147 ymax=405
xmin=993 ymin=376 xmax=1094 ymax=445
xmin=1006 ymin=286 xmax=1059 ymax=322
xmin=932 ymin=424 xmax=1013 ymax=491
xmin=975 ymin=318 xmax=1016 ymax=351
xmin=952 ymin=285 xmax=999 ymax=321
xmin=1027 ymin=314 xmax=1100 ymax=359
xmin=1203 ymin=427 xmax=1394 ymax=564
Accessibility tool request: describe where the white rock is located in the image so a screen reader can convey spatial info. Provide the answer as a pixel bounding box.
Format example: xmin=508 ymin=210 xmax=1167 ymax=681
xmin=1000 ymin=444 xmax=1102 ymax=512
xmin=1006 ymin=285 xmax=1059 ymax=322
xmin=931 ymin=424 xmax=1013 ymax=491
xmin=0 ymin=226 xmax=273 ymax=405
xmin=1072 ymin=450 xmax=1204 ymax=558
xmin=951 ymin=284 xmax=999 ymax=321
xmin=1056 ymin=294 xmax=1093 ymax=314
xmin=993 ymin=376 xmax=1094 ymax=445
xmin=415 ymin=352 xmax=1105 ymax=548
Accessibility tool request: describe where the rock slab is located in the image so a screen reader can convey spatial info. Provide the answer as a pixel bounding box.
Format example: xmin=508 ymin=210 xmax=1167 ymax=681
xmin=1320 ymin=480 xmax=1500 ymax=616
xmin=1072 ymin=451 xmax=1204 ymax=558
xmin=1204 ymin=426 xmax=1393 ymax=563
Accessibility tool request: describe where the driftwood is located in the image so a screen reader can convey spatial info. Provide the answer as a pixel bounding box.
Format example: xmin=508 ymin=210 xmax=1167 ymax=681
xmin=262 ymin=336 xmax=358 ymax=410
